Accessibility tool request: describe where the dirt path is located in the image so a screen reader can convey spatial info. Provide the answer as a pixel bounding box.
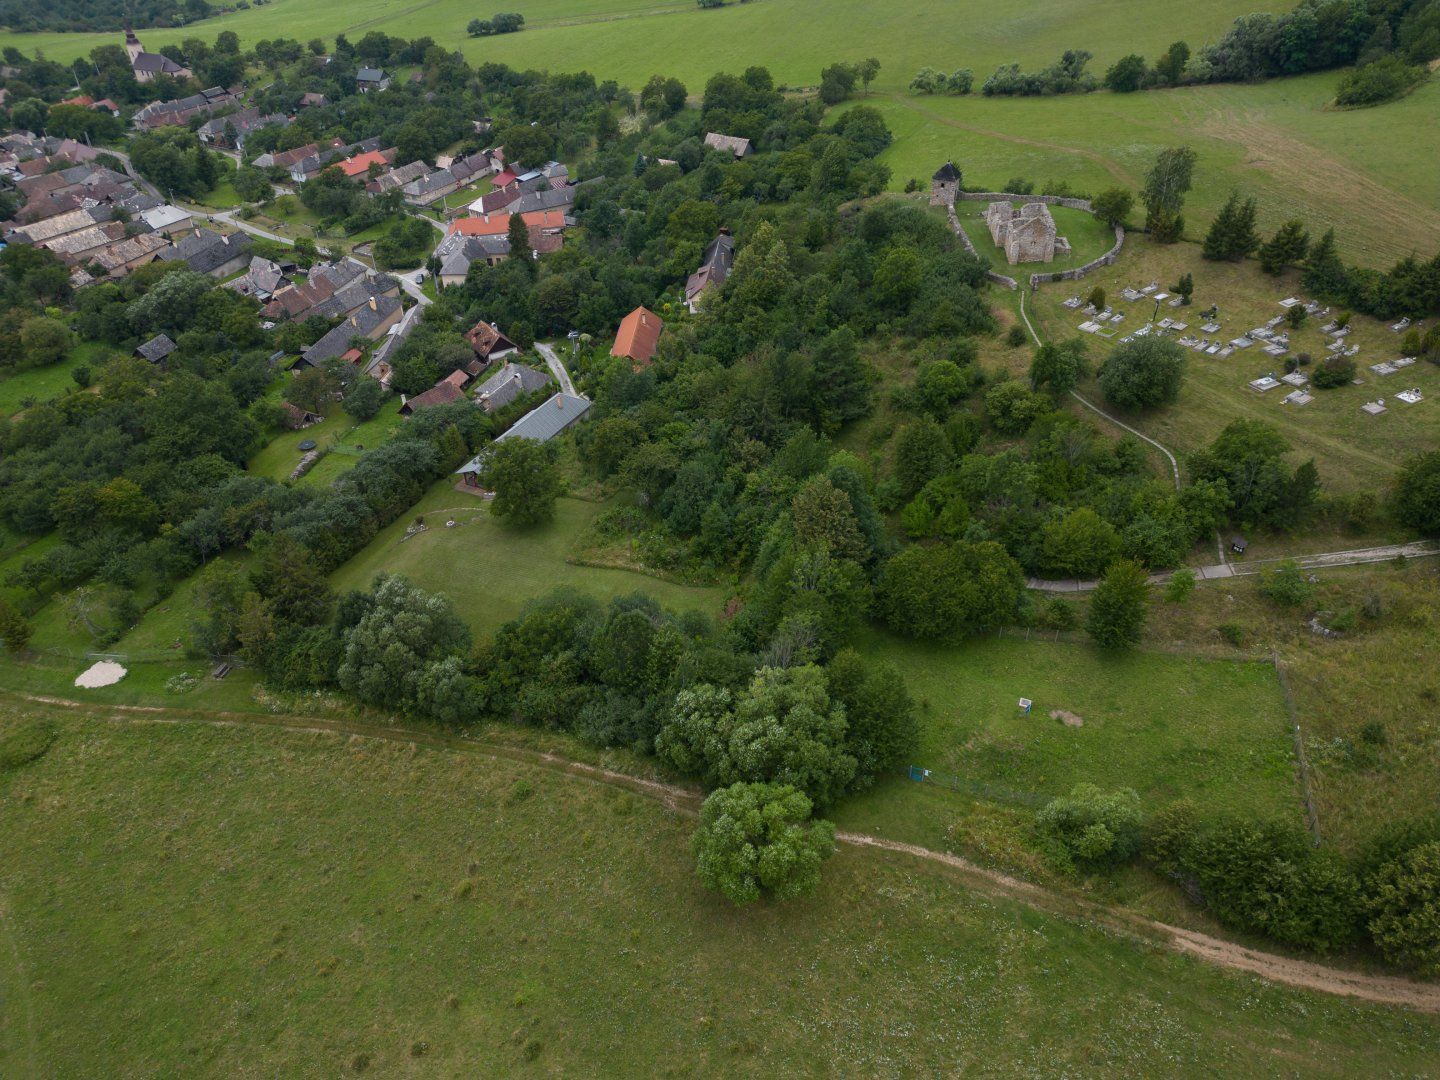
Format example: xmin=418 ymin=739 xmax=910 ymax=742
xmin=1018 ymin=290 xmax=1182 ymax=489
xmin=9 ymin=690 xmax=1440 ymax=1012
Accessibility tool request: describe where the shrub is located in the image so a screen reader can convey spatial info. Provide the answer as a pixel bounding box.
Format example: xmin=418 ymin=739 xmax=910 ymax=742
xmin=1006 ymin=325 xmax=1028 ymax=347
xmin=1260 ymin=560 xmax=1314 ymax=607
xmin=1364 ymin=841 xmax=1440 ymax=974
xmin=1163 ymin=568 xmax=1196 ymax=603
xmin=1098 ymin=337 xmax=1186 ymax=409
xmin=1085 ymin=559 xmax=1149 ymax=649
xmin=1311 ymin=355 xmax=1356 ymax=389
xmin=1391 ymin=452 xmax=1440 ymax=536
xmin=1217 ymin=622 xmax=1245 ymax=646
xmin=1335 ymin=56 xmax=1428 ymax=107
xmin=692 ymin=782 xmax=836 ymax=904
xmin=1038 ymin=784 xmax=1143 ymax=871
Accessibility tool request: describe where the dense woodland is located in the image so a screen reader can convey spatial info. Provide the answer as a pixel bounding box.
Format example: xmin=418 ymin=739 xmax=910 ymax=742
xmin=0 ymin=0 xmax=214 ymax=34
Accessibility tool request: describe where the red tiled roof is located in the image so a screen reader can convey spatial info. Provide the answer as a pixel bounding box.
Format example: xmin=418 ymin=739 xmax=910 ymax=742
xmin=446 ymin=208 xmax=565 ymax=237
xmin=338 ymin=150 xmax=391 ymax=178
xmin=611 ymin=306 xmax=664 ymax=367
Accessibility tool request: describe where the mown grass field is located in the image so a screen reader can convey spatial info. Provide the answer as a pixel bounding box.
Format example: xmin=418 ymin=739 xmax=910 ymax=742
xmin=8 ymin=2 xmax=1438 ymax=263
xmin=865 ymin=631 xmax=1300 ymax=820
xmin=4 ymin=708 xmax=1440 ymax=1077
xmin=1025 ymin=234 xmax=1439 ymax=496
xmin=330 ymin=483 xmax=725 ymax=634
xmin=953 ymin=199 xmax=1116 ymax=273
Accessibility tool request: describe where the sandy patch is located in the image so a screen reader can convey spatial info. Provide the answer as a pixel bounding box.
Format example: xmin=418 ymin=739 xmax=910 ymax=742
xmin=1050 ymin=709 xmax=1083 ymax=727
xmin=75 ymin=661 xmax=127 ymax=688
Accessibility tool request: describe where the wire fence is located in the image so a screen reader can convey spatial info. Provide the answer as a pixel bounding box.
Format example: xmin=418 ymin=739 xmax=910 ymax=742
xmin=1272 ymin=650 xmax=1323 ymax=847
xmin=906 ymin=766 xmax=1049 ymax=809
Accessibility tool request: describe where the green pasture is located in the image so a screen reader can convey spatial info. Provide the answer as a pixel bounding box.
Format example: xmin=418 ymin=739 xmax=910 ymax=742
xmin=4 ymin=710 xmax=1439 ymax=1076
xmin=870 ymin=631 xmax=1300 ymax=821
xmin=1026 ymin=235 xmax=1439 ymax=495
xmin=0 ymin=0 xmax=1264 ymax=84
xmin=330 ymin=484 xmax=725 ymax=635
xmin=868 ymin=75 xmax=1440 ymax=267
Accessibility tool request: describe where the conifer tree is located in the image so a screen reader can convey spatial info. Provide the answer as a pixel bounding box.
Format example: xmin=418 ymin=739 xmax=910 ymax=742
xmin=1202 ymin=191 xmax=1260 ymax=261
xmin=1302 ymin=229 xmax=1351 ymax=299
xmin=1258 ymin=220 xmax=1311 ymax=275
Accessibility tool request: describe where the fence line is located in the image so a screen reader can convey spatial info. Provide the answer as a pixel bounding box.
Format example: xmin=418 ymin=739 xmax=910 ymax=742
xmin=1272 ymin=650 xmax=1323 ymax=846
xmin=907 ymin=765 xmax=1049 ymax=809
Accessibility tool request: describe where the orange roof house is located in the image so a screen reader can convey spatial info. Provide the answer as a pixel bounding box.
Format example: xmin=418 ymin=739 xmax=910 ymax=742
xmin=611 ymin=306 xmax=664 ymax=368
xmin=446 ymin=209 xmax=566 ymax=238
xmin=338 ymin=149 xmax=393 ymax=178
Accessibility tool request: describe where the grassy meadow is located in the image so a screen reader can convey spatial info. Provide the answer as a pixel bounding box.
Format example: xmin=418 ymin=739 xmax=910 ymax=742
xmin=865 ymin=632 xmax=1300 ymax=820
xmin=8 ymin=0 xmax=1439 ymax=262
xmin=1024 ymin=234 xmax=1438 ymax=496
xmin=0 ymin=342 xmax=113 ymax=418
xmin=329 ymin=483 xmax=726 ymax=635
xmin=5 ymin=708 xmax=1440 ymax=1076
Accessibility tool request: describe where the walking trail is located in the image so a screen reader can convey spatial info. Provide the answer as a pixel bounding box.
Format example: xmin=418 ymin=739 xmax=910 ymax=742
xmin=11 ymin=690 xmax=1440 ymax=1014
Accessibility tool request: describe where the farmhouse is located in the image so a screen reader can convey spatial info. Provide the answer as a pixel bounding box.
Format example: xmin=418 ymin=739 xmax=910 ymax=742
xmin=400 ymin=370 xmax=470 ymax=415
xmin=612 ymin=306 xmax=664 ymax=368
xmin=139 ymin=204 xmax=195 ymax=236
xmin=357 ymin=67 xmax=391 ymax=93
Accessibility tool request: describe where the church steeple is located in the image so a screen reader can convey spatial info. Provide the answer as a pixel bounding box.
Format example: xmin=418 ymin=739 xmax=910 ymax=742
xmin=124 ymin=23 xmax=143 ymax=64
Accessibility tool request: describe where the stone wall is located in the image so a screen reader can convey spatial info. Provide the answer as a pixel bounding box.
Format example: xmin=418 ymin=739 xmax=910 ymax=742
xmin=956 ymin=191 xmax=1096 ymax=213
xmin=1027 ymin=225 xmax=1125 ymax=288
xmin=938 ymin=180 xmax=1125 ymax=289
xmin=946 ymin=203 xmax=1018 ymax=290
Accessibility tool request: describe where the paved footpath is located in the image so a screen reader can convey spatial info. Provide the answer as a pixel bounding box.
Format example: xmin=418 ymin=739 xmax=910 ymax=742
xmin=1029 ymin=540 xmax=1440 ymax=592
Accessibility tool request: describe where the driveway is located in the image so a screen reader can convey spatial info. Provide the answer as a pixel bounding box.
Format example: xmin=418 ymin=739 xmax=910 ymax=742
xmin=534 ymin=341 xmax=576 ymax=396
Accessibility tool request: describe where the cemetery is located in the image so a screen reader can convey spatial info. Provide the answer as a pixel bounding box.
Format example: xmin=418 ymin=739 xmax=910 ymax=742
xmin=1029 ymin=237 xmax=1438 ymax=494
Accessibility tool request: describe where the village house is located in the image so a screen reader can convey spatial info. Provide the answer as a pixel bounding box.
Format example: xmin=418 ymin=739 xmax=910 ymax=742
xmin=367 ymin=160 xmax=431 ymax=195
xmin=134 ymin=334 xmax=177 ymax=365
xmin=356 ymin=67 xmax=391 ymax=93
xmin=224 ymin=256 xmax=290 ymax=301
xmin=704 ymin=132 xmax=752 ymax=158
xmin=197 ymin=108 xmax=292 ymax=151
xmin=139 ymin=204 xmax=194 ymax=236
xmin=472 ymin=361 xmax=550 ymax=413
xmin=132 ymin=88 xmax=240 ymax=131
xmin=464 ymin=321 xmax=520 ymax=364
xmin=455 ymin=392 xmax=593 ymax=485
xmin=160 ymin=227 xmax=253 ymax=277
xmin=399 ymin=369 xmax=471 ymax=415
xmin=611 ymin=306 xmax=664 ymax=368
xmin=86 ymin=232 xmax=173 ymax=278
xmin=279 ymin=402 xmax=324 ymax=429
xmin=299 ymin=295 xmax=405 ymax=366
xmin=685 ymin=229 xmax=734 ymax=312
xmin=38 ymin=221 xmax=129 ymax=264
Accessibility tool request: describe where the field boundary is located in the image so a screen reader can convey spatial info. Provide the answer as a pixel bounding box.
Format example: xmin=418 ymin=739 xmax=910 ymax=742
xmin=1273 ymin=651 xmax=1323 ymax=846
xmin=10 ymin=689 xmax=1440 ymax=1012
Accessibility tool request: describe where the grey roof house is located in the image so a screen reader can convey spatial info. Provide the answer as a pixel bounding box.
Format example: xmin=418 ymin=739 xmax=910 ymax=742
xmin=473 ymin=362 xmax=551 ymax=413
xmin=160 ymin=227 xmax=253 ymax=277
xmin=135 ymin=333 xmax=177 ymax=364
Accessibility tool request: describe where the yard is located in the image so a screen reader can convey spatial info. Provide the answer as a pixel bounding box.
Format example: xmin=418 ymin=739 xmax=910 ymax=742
xmin=0 ymin=341 xmax=112 ymax=418
xmin=1026 ymin=234 xmax=1439 ymax=495
xmin=3 ymin=706 xmax=1437 ymax=1076
xmin=329 ymin=485 xmax=726 ymax=635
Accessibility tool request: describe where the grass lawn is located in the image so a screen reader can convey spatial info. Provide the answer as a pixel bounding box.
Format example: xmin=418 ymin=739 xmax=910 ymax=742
xmin=331 ymin=484 xmax=725 ymax=636
xmin=953 ymin=198 xmax=1116 ymax=274
xmin=1026 ymin=234 xmax=1438 ymax=495
xmin=245 ymin=395 xmax=406 ymax=486
xmin=0 ymin=342 xmax=112 ymax=418
xmin=867 ymin=631 xmax=1300 ymax=820
xmin=4 ymin=709 xmax=1440 ymax=1076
